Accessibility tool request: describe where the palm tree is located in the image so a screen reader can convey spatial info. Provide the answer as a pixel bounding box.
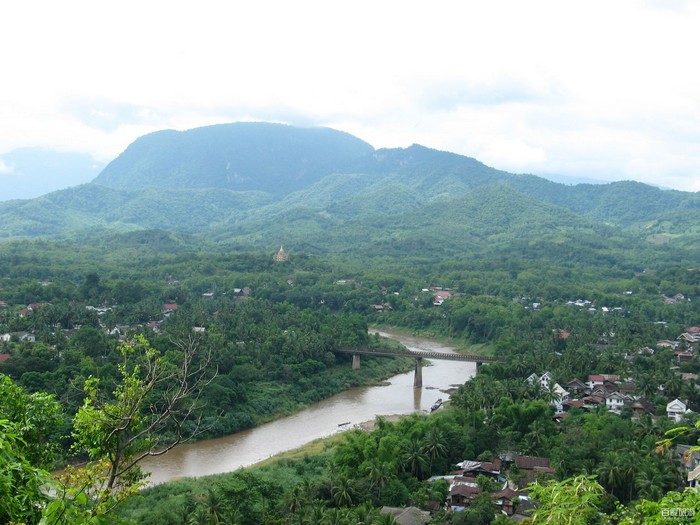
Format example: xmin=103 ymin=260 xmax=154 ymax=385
xmin=198 ymin=488 xmax=228 ymax=525
xmin=353 ymin=501 xmax=379 ymax=525
xmin=596 ymin=450 xmax=636 ymax=502
xmin=285 ymin=485 xmax=304 ymax=514
xmin=400 ymin=438 xmax=428 ymax=479
xmin=331 ymin=476 xmax=355 ymax=508
xmin=596 ymin=450 xmax=625 ymax=497
xmin=306 ymin=501 xmax=327 ymax=525
xmin=323 ymin=507 xmax=351 ymax=525
xmin=663 ymin=373 xmax=684 ymax=399
xmin=521 ymin=419 xmax=549 ymax=455
xmin=421 ymin=427 xmax=448 ymax=474
xmin=373 ymin=513 xmax=399 ymax=525
xmin=635 ymin=373 xmax=659 ymax=399
xmin=365 ymin=460 xmax=393 ymax=500
xmin=187 ymin=506 xmax=211 ymax=525
xmin=635 ymin=464 xmax=667 ymax=501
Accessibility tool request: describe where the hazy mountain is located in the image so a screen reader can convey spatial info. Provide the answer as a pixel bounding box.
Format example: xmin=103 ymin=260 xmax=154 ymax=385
xmin=0 ymin=148 xmax=106 ymax=201
xmin=94 ymin=122 xmax=374 ymax=195
xmin=0 ymin=122 xmax=698 ymax=253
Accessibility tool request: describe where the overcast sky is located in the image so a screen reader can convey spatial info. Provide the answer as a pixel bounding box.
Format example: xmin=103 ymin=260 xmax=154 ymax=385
xmin=1 ymin=0 xmax=699 ymax=192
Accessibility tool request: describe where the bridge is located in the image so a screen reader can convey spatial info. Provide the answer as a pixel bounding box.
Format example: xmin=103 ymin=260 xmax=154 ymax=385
xmin=334 ymin=347 xmax=499 ymax=388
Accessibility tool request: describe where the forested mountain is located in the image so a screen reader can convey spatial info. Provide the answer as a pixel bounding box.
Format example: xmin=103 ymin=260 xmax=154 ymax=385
xmin=93 ymin=122 xmax=374 ymax=194
xmin=0 ymin=122 xmax=698 ymax=254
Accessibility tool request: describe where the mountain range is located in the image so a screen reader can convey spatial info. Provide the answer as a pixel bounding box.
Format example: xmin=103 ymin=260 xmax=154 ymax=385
xmin=0 ymin=122 xmax=698 ymax=261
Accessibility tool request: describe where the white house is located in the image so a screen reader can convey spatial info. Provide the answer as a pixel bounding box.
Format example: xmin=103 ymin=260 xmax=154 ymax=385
xmin=527 ymin=372 xmax=554 ymax=390
xmin=1 ymin=332 xmax=35 ymax=343
xmin=605 ymin=392 xmax=626 ymax=414
xmin=667 ymin=399 xmax=692 ymax=422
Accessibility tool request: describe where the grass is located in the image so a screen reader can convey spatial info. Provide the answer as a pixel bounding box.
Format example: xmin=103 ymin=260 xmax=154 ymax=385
xmin=250 ymin=431 xmax=348 ymax=469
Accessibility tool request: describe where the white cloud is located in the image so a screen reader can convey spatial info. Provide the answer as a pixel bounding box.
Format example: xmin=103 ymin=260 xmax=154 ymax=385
xmin=0 ymin=158 xmax=15 ymax=175
xmin=0 ymin=1 xmax=699 ymax=191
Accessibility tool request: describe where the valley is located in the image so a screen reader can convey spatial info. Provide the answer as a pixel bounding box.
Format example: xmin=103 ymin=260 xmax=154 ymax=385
xmin=1 ymin=123 xmax=699 ymax=524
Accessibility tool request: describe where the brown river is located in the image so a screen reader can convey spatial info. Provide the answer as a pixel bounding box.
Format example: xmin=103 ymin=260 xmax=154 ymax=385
xmin=141 ymin=329 xmax=476 ymax=485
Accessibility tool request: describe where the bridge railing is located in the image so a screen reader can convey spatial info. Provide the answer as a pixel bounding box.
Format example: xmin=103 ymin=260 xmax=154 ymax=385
xmin=334 ymin=346 xmax=500 ymax=363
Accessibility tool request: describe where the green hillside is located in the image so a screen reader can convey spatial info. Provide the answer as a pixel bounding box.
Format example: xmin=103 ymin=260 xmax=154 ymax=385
xmin=0 ymin=122 xmax=698 ymax=253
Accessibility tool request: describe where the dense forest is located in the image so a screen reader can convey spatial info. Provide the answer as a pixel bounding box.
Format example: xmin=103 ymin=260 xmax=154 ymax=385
xmin=2 ymin=123 xmax=700 ymax=523
xmin=1 ymin=230 xmax=699 ymax=523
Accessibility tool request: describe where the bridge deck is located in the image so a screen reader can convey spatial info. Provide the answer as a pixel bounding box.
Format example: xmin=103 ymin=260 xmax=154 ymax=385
xmin=335 ymin=347 xmax=499 ymax=363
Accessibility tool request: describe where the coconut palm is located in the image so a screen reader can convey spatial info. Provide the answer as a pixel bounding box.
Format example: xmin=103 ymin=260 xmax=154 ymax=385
xmin=596 ymin=451 xmax=626 ymax=496
xmin=400 ymin=438 xmax=428 ymax=479
xmin=323 ymin=507 xmax=351 ymax=525
xmin=353 ymin=501 xmax=379 ymax=524
xmin=365 ymin=460 xmax=393 ymax=500
xmin=331 ymin=476 xmax=356 ymax=508
xmin=285 ymin=485 xmax=304 ymax=514
xmin=373 ymin=513 xmax=399 ymax=525
xmin=197 ymin=488 xmax=229 ymax=525
xmin=421 ymin=427 xmax=448 ymax=474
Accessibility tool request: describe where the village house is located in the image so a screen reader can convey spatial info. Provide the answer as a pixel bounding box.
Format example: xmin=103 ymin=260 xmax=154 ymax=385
xmin=490 ymin=487 xmax=521 ymax=516
xmin=527 ymin=372 xmax=569 ymax=410
xmin=667 ymin=399 xmax=692 ymax=422
xmin=163 ymin=303 xmax=178 ymax=315
xmin=527 ymin=372 xmax=554 ymax=390
xmin=656 ymin=340 xmax=679 ymax=351
xmin=0 ymin=332 xmax=36 ymax=343
xmin=586 ymin=374 xmax=620 ymax=390
xmin=514 ymin=456 xmax=555 ymax=487
xmin=605 ymin=391 xmax=628 ymax=414
xmin=678 ymin=332 xmax=700 ymax=351
xmin=448 ymin=484 xmax=482 ymax=508
xmin=675 ymin=351 xmax=694 ymax=364
xmin=433 ymin=290 xmax=451 ymax=306
xmin=454 ymin=458 xmax=502 ymax=479
xmin=563 ymin=378 xmax=590 ymax=396
xmin=664 ymin=293 xmax=688 ymax=304
xmin=630 ymin=399 xmax=655 ymax=420
xmin=380 ymin=507 xmax=430 ymax=525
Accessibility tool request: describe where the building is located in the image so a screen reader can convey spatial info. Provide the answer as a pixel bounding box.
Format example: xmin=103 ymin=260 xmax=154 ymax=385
xmin=667 ymin=399 xmax=692 ymax=422
xmin=273 ymin=245 xmax=289 ymax=262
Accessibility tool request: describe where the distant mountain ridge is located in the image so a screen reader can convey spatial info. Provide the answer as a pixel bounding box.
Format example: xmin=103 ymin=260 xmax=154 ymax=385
xmin=0 ymin=122 xmax=698 ymax=256
xmin=94 ymin=122 xmax=374 ymax=195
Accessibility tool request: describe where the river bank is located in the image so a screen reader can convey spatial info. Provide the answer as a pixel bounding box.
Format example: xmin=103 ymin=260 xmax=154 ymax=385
xmin=369 ymin=324 xmax=495 ymax=357
xmin=139 ymin=330 xmax=477 ymax=484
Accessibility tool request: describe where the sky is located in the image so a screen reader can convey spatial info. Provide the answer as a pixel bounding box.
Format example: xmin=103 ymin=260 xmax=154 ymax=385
xmin=1 ymin=0 xmax=699 ymax=192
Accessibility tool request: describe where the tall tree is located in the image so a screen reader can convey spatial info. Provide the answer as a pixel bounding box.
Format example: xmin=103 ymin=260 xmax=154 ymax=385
xmin=44 ymin=334 xmax=215 ymax=523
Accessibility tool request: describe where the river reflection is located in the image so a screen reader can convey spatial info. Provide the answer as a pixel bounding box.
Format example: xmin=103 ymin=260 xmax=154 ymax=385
xmin=141 ymin=330 xmax=475 ymax=484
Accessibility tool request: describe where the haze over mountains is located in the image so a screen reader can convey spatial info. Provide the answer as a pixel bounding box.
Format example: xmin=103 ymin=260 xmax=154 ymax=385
xmin=0 ymin=122 xmax=698 ymax=258
xmin=0 ymin=148 xmax=106 ymax=201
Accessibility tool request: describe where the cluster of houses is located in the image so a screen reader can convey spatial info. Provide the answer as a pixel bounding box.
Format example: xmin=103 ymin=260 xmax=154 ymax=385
xmin=430 ymin=454 xmax=554 ymax=518
xmin=0 ymin=281 xmax=260 ymax=351
xmin=526 ymin=370 xmax=695 ymax=424
xmin=523 ymin=325 xmax=700 ymax=421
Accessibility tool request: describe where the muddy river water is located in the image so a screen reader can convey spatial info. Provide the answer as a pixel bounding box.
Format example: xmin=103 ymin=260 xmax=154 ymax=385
xmin=141 ymin=329 xmax=476 ymax=484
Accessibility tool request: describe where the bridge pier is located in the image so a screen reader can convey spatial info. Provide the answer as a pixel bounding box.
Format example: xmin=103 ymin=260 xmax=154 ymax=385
xmin=414 ymin=357 xmax=423 ymax=388
xmin=352 ymin=354 xmax=361 ymax=370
